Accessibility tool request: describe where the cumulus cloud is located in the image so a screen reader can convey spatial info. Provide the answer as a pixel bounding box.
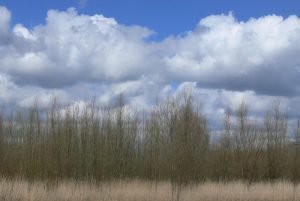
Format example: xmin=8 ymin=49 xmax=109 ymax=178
xmin=1 ymin=5 xmax=300 ymax=129
xmin=163 ymin=13 xmax=300 ymax=96
xmin=0 ymin=7 xmax=157 ymax=88
xmin=0 ymin=6 xmax=10 ymax=32
xmin=0 ymin=6 xmax=11 ymax=44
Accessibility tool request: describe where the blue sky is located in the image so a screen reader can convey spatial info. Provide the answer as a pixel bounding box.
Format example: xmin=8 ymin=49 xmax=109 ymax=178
xmin=1 ymin=0 xmax=300 ymax=39
xmin=1 ymin=1 xmax=300 ymax=129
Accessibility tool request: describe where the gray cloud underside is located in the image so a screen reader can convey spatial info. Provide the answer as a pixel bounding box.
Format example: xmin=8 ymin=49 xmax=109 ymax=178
xmin=1 ymin=6 xmax=300 ymax=129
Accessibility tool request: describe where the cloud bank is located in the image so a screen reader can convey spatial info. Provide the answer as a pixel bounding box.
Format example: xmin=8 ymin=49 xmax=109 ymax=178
xmin=1 ymin=6 xmax=300 ymax=129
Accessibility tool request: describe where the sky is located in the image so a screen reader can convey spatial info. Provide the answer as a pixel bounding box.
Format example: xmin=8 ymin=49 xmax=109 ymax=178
xmin=1 ymin=0 xmax=300 ymax=39
xmin=0 ymin=0 xmax=300 ymax=129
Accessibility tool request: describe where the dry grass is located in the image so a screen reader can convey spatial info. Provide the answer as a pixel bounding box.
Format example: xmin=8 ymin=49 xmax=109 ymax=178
xmin=1 ymin=179 xmax=300 ymax=201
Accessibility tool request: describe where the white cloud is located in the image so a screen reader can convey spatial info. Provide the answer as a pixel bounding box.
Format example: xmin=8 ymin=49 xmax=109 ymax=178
xmin=0 ymin=6 xmax=10 ymax=35
xmin=162 ymin=13 xmax=300 ymax=96
xmin=0 ymin=7 xmax=157 ymax=87
xmin=0 ymin=6 xmax=300 ymax=129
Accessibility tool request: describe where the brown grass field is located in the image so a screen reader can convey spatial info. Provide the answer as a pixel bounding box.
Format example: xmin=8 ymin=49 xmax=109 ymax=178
xmin=1 ymin=179 xmax=300 ymax=201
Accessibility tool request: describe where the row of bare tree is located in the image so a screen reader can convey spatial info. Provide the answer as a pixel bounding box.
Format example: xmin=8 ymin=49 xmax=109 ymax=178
xmin=0 ymin=93 xmax=299 ymax=185
xmin=212 ymin=100 xmax=300 ymax=185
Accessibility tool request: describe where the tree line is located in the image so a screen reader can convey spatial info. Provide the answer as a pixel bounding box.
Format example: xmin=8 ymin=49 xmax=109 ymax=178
xmin=0 ymin=92 xmax=299 ymax=186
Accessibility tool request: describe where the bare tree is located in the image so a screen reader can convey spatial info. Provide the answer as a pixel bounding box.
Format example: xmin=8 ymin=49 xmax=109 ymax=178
xmin=291 ymin=119 xmax=300 ymax=185
xmin=216 ymin=107 xmax=234 ymax=181
xmin=264 ymin=99 xmax=288 ymax=180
